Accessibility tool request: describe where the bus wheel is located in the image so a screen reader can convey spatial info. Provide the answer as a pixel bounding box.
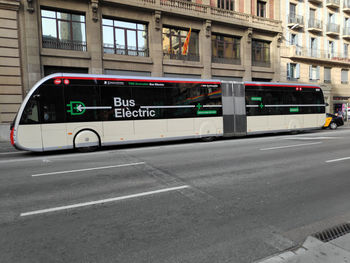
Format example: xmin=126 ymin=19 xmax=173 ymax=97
xmin=330 ymin=122 xmax=337 ymax=130
xmin=74 ymin=130 xmax=100 ymax=152
xmin=201 ymin=136 xmax=215 ymax=142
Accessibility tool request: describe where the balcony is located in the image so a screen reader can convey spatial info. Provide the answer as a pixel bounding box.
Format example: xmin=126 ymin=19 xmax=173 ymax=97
xmin=42 ymin=37 xmax=87 ymax=52
xmin=104 ymin=0 xmax=282 ymax=33
xmin=287 ymin=14 xmax=304 ymax=29
xmin=308 ymin=0 xmax=322 ymax=4
xmin=282 ymin=46 xmax=350 ymax=65
xmin=212 ymin=56 xmax=241 ymax=65
xmin=326 ymin=0 xmax=340 ymax=9
xmin=163 ymin=52 xmax=200 ymax=62
xmin=343 ymin=27 xmax=350 ymax=40
xmin=326 ymin=23 xmax=340 ymax=36
xmin=308 ymin=18 xmax=323 ymax=33
xmin=252 ymin=60 xmax=271 ymax=67
xmin=103 ymin=44 xmax=149 ymax=57
xmin=344 ymin=1 xmax=350 ymax=13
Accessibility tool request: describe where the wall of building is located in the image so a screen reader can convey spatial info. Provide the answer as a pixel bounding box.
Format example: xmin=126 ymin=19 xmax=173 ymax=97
xmin=280 ymin=0 xmax=350 ymax=113
xmin=0 ymin=0 xmax=22 ymax=124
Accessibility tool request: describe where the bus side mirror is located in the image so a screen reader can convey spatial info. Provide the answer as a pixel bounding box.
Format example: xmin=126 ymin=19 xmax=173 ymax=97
xmin=325 ymin=103 xmax=329 ymax=106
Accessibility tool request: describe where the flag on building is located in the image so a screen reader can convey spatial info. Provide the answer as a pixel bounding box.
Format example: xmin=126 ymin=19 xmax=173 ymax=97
xmin=182 ymin=28 xmax=191 ymax=55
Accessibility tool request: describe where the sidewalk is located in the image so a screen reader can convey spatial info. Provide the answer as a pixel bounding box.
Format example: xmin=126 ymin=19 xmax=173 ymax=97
xmin=256 ymin=230 xmax=350 ymax=263
xmin=0 ymin=123 xmax=9 ymax=142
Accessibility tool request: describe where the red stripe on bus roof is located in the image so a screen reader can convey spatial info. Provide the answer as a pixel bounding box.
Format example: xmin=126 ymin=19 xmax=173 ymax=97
xmin=57 ymin=76 xmax=221 ymax=84
xmin=245 ymin=83 xmax=319 ymax=89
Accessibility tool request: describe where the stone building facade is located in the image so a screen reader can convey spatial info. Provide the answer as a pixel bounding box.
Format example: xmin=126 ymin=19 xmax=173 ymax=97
xmin=0 ymin=0 xmax=282 ymax=125
xmin=0 ymin=0 xmax=22 ymax=124
xmin=280 ymin=0 xmax=350 ymax=114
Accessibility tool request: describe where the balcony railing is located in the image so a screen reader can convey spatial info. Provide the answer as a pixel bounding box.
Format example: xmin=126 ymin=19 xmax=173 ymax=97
xmin=252 ymin=60 xmax=271 ymax=67
xmin=163 ymin=52 xmax=200 ymax=62
xmin=326 ymin=23 xmax=340 ymax=34
xmin=42 ymin=38 xmax=87 ymax=51
xmin=212 ymin=56 xmax=241 ymax=65
xmin=344 ymin=27 xmax=350 ymax=35
xmin=308 ymin=19 xmax=322 ymax=30
xmin=326 ymin=0 xmax=340 ymax=8
xmin=160 ymin=0 xmax=207 ymax=13
xmin=140 ymin=0 xmax=281 ymax=30
xmin=283 ymin=46 xmax=350 ymax=63
xmin=103 ymin=44 xmax=149 ymax=57
xmin=288 ymin=14 xmax=304 ymax=26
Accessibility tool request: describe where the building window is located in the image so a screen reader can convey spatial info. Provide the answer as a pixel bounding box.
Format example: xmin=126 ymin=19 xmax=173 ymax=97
xmin=289 ymin=3 xmax=296 ymax=17
xmin=212 ymin=34 xmax=240 ymax=64
xmin=287 ymin=63 xmax=300 ymax=81
xmin=41 ymin=9 xmax=86 ymax=51
xmin=310 ymin=37 xmax=318 ymax=57
xmin=328 ymin=41 xmax=335 ymax=59
xmin=102 ymin=18 xmax=148 ymax=56
xmin=324 ymin=67 xmax=331 ymax=83
xmin=162 ymin=27 xmax=199 ymax=61
xmin=309 ymin=65 xmax=320 ymax=81
xmin=217 ymin=0 xmax=234 ymax=11
xmin=344 ymin=44 xmax=349 ymax=58
xmin=252 ymin=39 xmax=270 ymax=67
xmin=341 ymin=69 xmax=349 ymax=84
xmin=290 ymin=34 xmax=297 ymax=45
xmin=257 ymin=1 xmax=266 ymax=17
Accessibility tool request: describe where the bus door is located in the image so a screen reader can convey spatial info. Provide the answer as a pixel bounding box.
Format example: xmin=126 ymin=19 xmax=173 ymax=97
xmin=39 ymin=84 xmax=67 ymax=151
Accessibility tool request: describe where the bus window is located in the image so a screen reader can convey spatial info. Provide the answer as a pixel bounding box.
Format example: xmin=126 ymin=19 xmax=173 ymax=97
xmin=100 ymin=84 xmax=132 ymax=121
xmin=20 ymin=93 xmax=40 ymax=124
xmin=39 ymin=84 xmax=65 ymax=123
xmin=65 ymin=84 xmax=99 ymax=122
xmin=131 ymin=85 xmax=165 ymax=119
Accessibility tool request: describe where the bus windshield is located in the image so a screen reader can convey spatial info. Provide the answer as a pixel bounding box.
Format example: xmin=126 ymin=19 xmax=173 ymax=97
xmin=20 ymin=93 xmax=40 ymax=124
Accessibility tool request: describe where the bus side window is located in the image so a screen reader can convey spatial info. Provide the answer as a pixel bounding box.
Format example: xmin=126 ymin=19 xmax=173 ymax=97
xmin=39 ymin=84 xmax=65 ymax=123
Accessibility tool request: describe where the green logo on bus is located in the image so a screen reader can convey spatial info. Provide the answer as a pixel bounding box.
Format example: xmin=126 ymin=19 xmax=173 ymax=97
xmin=290 ymin=107 xmax=299 ymax=113
xmin=67 ymin=101 xmax=86 ymax=115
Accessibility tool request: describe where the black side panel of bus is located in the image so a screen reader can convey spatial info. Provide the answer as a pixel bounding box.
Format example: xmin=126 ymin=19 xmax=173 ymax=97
xmin=222 ymin=82 xmax=247 ymax=137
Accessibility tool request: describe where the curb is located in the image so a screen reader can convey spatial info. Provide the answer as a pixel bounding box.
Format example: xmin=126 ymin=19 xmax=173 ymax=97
xmin=256 ymin=233 xmax=350 ymax=263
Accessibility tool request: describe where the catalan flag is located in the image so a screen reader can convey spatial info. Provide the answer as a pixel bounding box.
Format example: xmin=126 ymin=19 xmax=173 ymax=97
xmin=182 ymin=28 xmax=191 ymax=55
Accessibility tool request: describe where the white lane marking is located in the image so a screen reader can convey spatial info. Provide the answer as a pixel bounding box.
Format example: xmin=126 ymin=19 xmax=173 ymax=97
xmin=20 ymin=185 xmax=190 ymax=217
xmin=326 ymin=156 xmax=350 ymax=163
xmin=0 ymin=150 xmax=112 ymax=164
xmin=260 ymin=142 xmax=322 ymax=151
xmin=32 ymin=162 xmax=145 ymax=177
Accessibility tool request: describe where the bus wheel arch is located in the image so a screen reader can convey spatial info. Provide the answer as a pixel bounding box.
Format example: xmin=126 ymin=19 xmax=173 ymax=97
xmin=73 ymin=129 xmax=101 ymax=152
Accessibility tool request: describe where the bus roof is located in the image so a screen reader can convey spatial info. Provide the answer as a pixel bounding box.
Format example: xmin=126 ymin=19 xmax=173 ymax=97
xmin=48 ymin=73 xmax=222 ymax=84
xmin=48 ymin=73 xmax=321 ymax=88
xmin=244 ymin=81 xmax=320 ymax=88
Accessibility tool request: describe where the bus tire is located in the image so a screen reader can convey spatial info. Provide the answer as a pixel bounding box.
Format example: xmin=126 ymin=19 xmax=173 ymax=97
xmin=74 ymin=129 xmax=100 ymax=152
xmin=330 ymin=122 xmax=337 ymax=130
xmin=201 ymin=136 xmax=215 ymax=142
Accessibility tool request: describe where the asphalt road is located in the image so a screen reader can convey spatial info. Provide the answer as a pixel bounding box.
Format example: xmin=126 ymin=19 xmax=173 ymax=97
xmin=1 ymin=126 xmax=350 ymax=263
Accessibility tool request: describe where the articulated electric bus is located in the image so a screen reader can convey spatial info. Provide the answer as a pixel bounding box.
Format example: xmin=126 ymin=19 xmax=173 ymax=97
xmin=10 ymin=73 xmax=326 ymax=152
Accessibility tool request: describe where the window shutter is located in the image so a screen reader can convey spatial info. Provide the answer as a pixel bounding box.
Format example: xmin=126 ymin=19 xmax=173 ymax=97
xmin=296 ymin=64 xmax=300 ymax=79
xmin=316 ymin=66 xmax=320 ymax=80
